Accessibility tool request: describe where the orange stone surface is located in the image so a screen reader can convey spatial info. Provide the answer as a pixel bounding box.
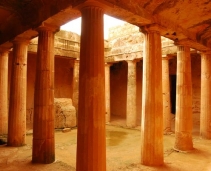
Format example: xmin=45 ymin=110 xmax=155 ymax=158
xmin=105 ymin=63 xmax=111 ymax=123
xmin=162 ymin=58 xmax=171 ymax=134
xmin=174 ymin=46 xmax=193 ymax=151
xmin=32 ymin=27 xmax=55 ymax=163
xmin=76 ymin=2 xmax=106 ymax=171
xmin=0 ymin=50 xmax=9 ymax=136
xmin=126 ymin=60 xmax=137 ymax=127
xmin=200 ymin=52 xmax=211 ymax=139
xmin=140 ymin=27 xmax=163 ymax=166
xmin=7 ymin=40 xmax=28 ymax=146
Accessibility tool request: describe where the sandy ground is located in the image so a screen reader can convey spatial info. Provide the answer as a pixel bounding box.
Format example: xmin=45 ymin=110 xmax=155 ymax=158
xmin=1 ymin=114 xmax=211 ymax=171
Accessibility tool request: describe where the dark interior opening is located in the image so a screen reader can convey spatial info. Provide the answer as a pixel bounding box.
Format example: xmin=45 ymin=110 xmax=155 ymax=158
xmin=170 ymin=75 xmax=176 ymax=114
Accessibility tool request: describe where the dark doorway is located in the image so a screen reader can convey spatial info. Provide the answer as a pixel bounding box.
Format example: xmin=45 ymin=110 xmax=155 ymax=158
xmin=170 ymin=75 xmax=176 ymax=114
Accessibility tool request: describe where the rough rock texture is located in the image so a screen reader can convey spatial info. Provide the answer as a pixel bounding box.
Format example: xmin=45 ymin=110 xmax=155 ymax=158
xmin=106 ymin=23 xmax=143 ymax=62
xmin=54 ymin=98 xmax=76 ymax=129
xmin=107 ymin=23 xmax=201 ymax=118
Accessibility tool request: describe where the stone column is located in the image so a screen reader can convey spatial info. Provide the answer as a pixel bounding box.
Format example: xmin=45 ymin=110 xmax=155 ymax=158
xmin=162 ymin=58 xmax=171 ymax=134
xmin=174 ymin=46 xmax=193 ymax=151
xmin=0 ymin=49 xmax=9 ymax=136
xmin=200 ymin=52 xmax=211 ymax=139
xmin=32 ymin=26 xmax=56 ymax=164
xmin=76 ymin=2 xmax=106 ymax=171
xmin=140 ymin=25 xmax=163 ymax=166
xmin=72 ymin=59 xmax=80 ymax=120
xmin=7 ymin=39 xmax=29 ymax=146
xmin=105 ymin=63 xmax=111 ymax=123
xmin=126 ymin=60 xmax=137 ymax=127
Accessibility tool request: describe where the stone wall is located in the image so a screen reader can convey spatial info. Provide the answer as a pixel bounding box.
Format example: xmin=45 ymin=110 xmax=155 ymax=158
xmin=110 ymin=62 xmax=127 ymax=118
xmin=110 ymin=60 xmax=143 ymax=125
xmin=108 ymin=21 xmax=202 ymax=120
xmin=136 ymin=61 xmax=143 ymax=125
xmin=8 ymin=53 xmax=75 ymax=129
xmin=6 ymin=27 xmax=202 ymax=130
xmin=54 ymin=30 xmax=80 ymax=58
xmin=191 ymin=54 xmax=201 ymax=114
xmin=26 ymin=53 xmax=37 ymax=129
xmin=55 ymin=57 xmax=74 ymax=98
xmin=106 ymin=23 xmax=143 ymax=62
xmin=54 ymin=98 xmax=76 ymax=128
xmin=167 ymin=54 xmax=201 ymax=115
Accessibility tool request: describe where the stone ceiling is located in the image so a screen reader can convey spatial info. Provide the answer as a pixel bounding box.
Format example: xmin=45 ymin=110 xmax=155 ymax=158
xmin=0 ymin=0 xmax=211 ymax=51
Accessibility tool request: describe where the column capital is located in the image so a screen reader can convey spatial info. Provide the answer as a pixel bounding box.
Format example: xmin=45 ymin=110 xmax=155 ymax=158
xmin=105 ymin=62 xmax=113 ymax=67
xmin=126 ymin=59 xmax=137 ymax=64
xmin=162 ymin=54 xmax=175 ymax=60
xmin=74 ymin=58 xmax=80 ymax=63
xmin=140 ymin=24 xmax=165 ymax=34
xmin=176 ymin=45 xmax=191 ymax=53
xmin=12 ymin=37 xmax=30 ymax=45
xmin=36 ymin=23 xmax=59 ymax=33
xmin=12 ymin=29 xmax=37 ymax=44
xmin=75 ymin=0 xmax=106 ymax=11
xmin=0 ymin=47 xmax=10 ymax=53
xmin=174 ymin=38 xmax=191 ymax=47
xmin=201 ymin=50 xmax=211 ymax=55
xmin=70 ymin=59 xmax=80 ymax=69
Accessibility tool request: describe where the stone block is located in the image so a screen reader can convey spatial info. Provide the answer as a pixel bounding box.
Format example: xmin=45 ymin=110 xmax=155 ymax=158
xmin=54 ymin=98 xmax=77 ymax=129
xmin=62 ymin=128 xmax=71 ymax=133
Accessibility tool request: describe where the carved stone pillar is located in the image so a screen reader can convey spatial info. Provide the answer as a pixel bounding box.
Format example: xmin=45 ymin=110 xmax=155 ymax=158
xmin=162 ymin=58 xmax=171 ymax=134
xmin=140 ymin=25 xmax=163 ymax=166
xmin=76 ymin=2 xmax=106 ymax=171
xmin=105 ymin=63 xmax=111 ymax=123
xmin=7 ymin=39 xmax=29 ymax=146
xmin=200 ymin=52 xmax=211 ymax=139
xmin=72 ymin=59 xmax=80 ymax=120
xmin=32 ymin=26 xmax=56 ymax=163
xmin=174 ymin=46 xmax=193 ymax=151
xmin=0 ymin=49 xmax=9 ymax=136
xmin=126 ymin=60 xmax=137 ymax=127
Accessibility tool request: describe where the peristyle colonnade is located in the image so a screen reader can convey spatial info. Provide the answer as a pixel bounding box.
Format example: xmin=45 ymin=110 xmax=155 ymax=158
xmin=0 ymin=1 xmax=211 ymax=170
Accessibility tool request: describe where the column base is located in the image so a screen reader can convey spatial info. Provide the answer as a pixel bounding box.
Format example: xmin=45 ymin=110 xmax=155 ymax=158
xmin=0 ymin=138 xmax=7 ymax=145
xmin=7 ymin=137 xmax=25 ymax=147
xmin=126 ymin=123 xmax=136 ymax=128
xmin=163 ymin=127 xmax=172 ymax=135
xmin=174 ymin=132 xmax=193 ymax=152
xmin=200 ymin=132 xmax=211 ymax=140
xmin=141 ymin=158 xmax=164 ymax=166
xmin=105 ymin=114 xmax=110 ymax=123
xmin=32 ymin=138 xmax=55 ymax=164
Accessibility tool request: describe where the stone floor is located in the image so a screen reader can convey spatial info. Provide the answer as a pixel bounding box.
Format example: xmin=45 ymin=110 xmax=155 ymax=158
xmin=1 ymin=114 xmax=211 ymax=171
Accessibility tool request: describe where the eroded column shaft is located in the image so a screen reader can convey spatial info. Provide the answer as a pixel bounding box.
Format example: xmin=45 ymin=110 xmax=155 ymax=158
xmin=174 ymin=46 xmax=193 ymax=151
xmin=141 ymin=30 xmax=163 ymax=166
xmin=0 ymin=50 xmax=9 ymax=135
xmin=162 ymin=59 xmax=171 ymax=133
xmin=72 ymin=59 xmax=80 ymax=120
xmin=126 ymin=60 xmax=137 ymax=127
xmin=8 ymin=40 xmax=28 ymax=146
xmin=76 ymin=3 xmax=106 ymax=171
xmin=105 ymin=63 xmax=111 ymax=123
xmin=32 ymin=27 xmax=55 ymax=164
xmin=200 ymin=53 xmax=211 ymax=139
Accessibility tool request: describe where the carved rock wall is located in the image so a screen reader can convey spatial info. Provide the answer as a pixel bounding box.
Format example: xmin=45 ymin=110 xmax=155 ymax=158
xmin=108 ymin=23 xmax=201 ymax=118
xmin=110 ymin=62 xmax=127 ymax=118
xmin=8 ymin=51 xmax=74 ymax=130
xmin=191 ymin=54 xmax=201 ymax=115
xmin=54 ymin=98 xmax=76 ymax=128
xmin=106 ymin=23 xmax=143 ymax=62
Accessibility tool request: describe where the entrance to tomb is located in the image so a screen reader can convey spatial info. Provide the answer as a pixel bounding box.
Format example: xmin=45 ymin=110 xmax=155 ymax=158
xmin=110 ymin=61 xmax=127 ymax=126
xmin=170 ymin=75 xmax=176 ymax=114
